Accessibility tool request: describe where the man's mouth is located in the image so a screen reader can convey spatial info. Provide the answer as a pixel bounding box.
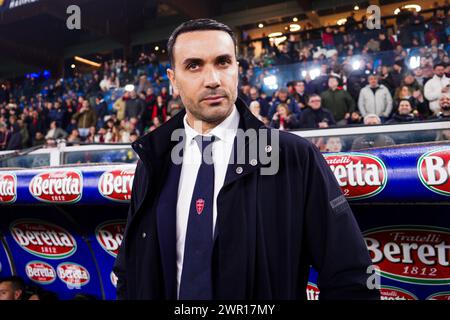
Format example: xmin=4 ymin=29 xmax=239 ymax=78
xmin=202 ymin=95 xmax=225 ymax=104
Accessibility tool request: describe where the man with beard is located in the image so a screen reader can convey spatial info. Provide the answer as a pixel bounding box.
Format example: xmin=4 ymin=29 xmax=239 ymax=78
xmin=114 ymin=18 xmax=378 ymax=301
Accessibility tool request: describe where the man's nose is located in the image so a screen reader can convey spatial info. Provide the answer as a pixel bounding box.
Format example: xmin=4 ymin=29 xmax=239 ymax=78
xmin=204 ymin=66 xmax=221 ymax=89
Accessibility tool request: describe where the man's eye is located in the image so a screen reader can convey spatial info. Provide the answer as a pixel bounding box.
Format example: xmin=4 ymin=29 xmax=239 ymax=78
xmin=187 ymin=63 xmax=199 ymax=70
xmin=218 ymin=59 xmax=231 ymax=66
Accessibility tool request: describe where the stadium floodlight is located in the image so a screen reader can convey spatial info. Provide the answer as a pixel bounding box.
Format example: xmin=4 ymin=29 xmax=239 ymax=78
xmin=352 ymin=60 xmax=362 ymax=70
xmin=124 ymin=84 xmax=135 ymax=92
xmin=263 ymin=75 xmax=278 ymax=90
xmin=309 ymin=68 xmax=320 ymax=80
xmin=301 ymin=70 xmax=307 ymax=78
xmin=409 ymin=56 xmax=420 ymax=69
xmin=289 ymin=24 xmax=301 ymax=32
xmin=70 ymin=64 xmax=75 ymax=69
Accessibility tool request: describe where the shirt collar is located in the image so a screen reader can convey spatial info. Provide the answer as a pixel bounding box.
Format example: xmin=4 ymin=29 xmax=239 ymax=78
xmin=183 ymin=104 xmax=240 ymax=145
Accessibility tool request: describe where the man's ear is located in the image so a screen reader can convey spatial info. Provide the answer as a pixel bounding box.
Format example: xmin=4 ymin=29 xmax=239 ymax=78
xmin=14 ymin=289 xmax=22 ymax=300
xmin=167 ymin=68 xmax=177 ymax=91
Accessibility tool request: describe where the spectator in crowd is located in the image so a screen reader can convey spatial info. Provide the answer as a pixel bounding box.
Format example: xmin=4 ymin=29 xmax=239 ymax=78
xmin=26 ymin=110 xmax=46 ymax=145
xmin=324 ymin=137 xmax=344 ymax=152
xmin=72 ymin=100 xmax=97 ymax=138
xmin=150 ymin=95 xmax=167 ymax=122
xmin=6 ymin=123 xmax=22 ymax=150
xmin=298 ymin=94 xmax=336 ymax=128
xmin=149 ymin=116 xmax=162 ymax=132
xmin=17 ymin=119 xmax=29 ymax=148
xmin=0 ymin=122 xmax=10 ymax=150
xmin=0 ymin=276 xmax=25 ymax=300
xmin=424 ymin=63 xmax=450 ymax=114
xmin=136 ymin=74 xmax=152 ymax=94
xmin=270 ymin=103 xmax=298 ymax=130
xmin=1 ymin=6 xmax=449 ymax=154
xmin=45 ymin=120 xmax=68 ymax=140
xmin=291 ymin=81 xmax=308 ymax=111
xmin=67 ymin=128 xmax=81 ymax=144
xmin=167 ymin=99 xmax=183 ymax=118
xmin=249 ymin=86 xmax=270 ymax=117
xmin=391 ymin=60 xmax=405 ymax=89
xmin=125 ymin=90 xmax=145 ymax=121
xmin=249 ymin=100 xmax=268 ymax=125
xmin=358 ymin=74 xmax=393 ymax=121
xmin=432 ymin=94 xmax=450 ymax=120
xmin=351 ymin=114 xmax=395 ymax=150
xmin=320 ymin=76 xmax=355 ymax=126
xmin=167 ymin=88 xmax=183 ymax=117
xmin=113 ymin=91 xmax=128 ymax=121
xmin=347 ymin=111 xmax=364 ymax=125
xmin=94 ymin=93 xmax=108 ymax=129
xmin=409 ymin=9 xmax=426 ymax=46
xmin=33 ymin=131 xmax=45 ymax=146
xmin=386 ymin=99 xmax=417 ymax=124
xmin=322 ymin=26 xmax=335 ymax=49
xmin=268 ymin=87 xmax=300 ymax=119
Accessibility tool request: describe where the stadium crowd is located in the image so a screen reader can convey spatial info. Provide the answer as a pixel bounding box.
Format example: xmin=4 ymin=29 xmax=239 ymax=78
xmin=0 ymin=7 xmax=449 ymax=153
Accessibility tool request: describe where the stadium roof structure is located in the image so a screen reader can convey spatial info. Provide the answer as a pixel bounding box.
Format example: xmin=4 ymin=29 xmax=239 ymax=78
xmin=0 ymin=0 xmax=385 ymax=78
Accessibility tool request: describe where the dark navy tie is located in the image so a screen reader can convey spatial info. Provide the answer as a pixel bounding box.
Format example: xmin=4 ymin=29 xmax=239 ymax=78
xmin=179 ymin=135 xmax=215 ymax=300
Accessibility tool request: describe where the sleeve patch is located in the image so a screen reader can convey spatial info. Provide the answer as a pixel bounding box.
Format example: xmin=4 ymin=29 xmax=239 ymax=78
xmin=329 ymin=195 xmax=350 ymax=215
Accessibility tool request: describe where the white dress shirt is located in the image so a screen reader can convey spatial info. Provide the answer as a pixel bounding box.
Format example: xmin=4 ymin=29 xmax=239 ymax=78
xmin=176 ymin=104 xmax=240 ymax=298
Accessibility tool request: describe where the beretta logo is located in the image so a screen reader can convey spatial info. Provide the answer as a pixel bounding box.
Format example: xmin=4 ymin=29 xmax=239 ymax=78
xmin=10 ymin=219 xmax=77 ymax=259
xmin=380 ymin=286 xmax=418 ymax=300
xmin=57 ymin=262 xmax=90 ymax=287
xmin=417 ymin=147 xmax=450 ymax=196
xmin=364 ymin=225 xmax=450 ymax=285
xmin=98 ymin=168 xmax=134 ymax=202
xmin=0 ymin=172 xmax=17 ymax=204
xmin=426 ymin=291 xmax=450 ymax=300
xmin=95 ymin=220 xmax=126 ymax=257
xmin=324 ymin=153 xmax=387 ymax=200
xmin=306 ymin=282 xmax=319 ymax=300
xmin=25 ymin=260 xmax=56 ymax=284
xmin=29 ymin=170 xmax=82 ymax=203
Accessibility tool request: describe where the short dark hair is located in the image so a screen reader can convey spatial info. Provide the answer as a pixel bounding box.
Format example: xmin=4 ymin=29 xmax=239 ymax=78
xmin=398 ymin=98 xmax=413 ymax=106
xmin=434 ymin=63 xmax=445 ymax=69
xmin=308 ymin=94 xmax=321 ymax=102
xmin=167 ymin=18 xmax=236 ymax=67
xmin=0 ymin=276 xmax=25 ymax=292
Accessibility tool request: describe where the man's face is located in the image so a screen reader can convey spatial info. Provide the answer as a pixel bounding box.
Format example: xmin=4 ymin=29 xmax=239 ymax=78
xmin=368 ymin=76 xmax=378 ymax=87
xmin=439 ymin=95 xmax=450 ymax=111
xmin=328 ymin=78 xmax=338 ymax=90
xmin=309 ymin=97 xmax=321 ymax=110
xmin=167 ymin=30 xmax=238 ymax=125
xmin=250 ymin=88 xmax=258 ymax=100
xmin=278 ymin=91 xmax=288 ymax=101
xmin=294 ymin=82 xmax=304 ymax=93
xmin=398 ymin=101 xmax=412 ymax=115
xmin=435 ymin=66 xmax=445 ymax=77
xmin=0 ymin=282 xmax=21 ymax=300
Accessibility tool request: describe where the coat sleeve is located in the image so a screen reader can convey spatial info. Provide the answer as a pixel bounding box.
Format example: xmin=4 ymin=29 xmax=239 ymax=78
xmin=357 ymin=89 xmax=367 ymax=117
xmin=302 ymin=142 xmax=380 ymax=300
xmin=424 ymin=79 xmax=440 ymax=102
xmin=383 ymin=89 xmax=393 ymax=118
xmin=113 ymin=159 xmax=144 ymax=300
